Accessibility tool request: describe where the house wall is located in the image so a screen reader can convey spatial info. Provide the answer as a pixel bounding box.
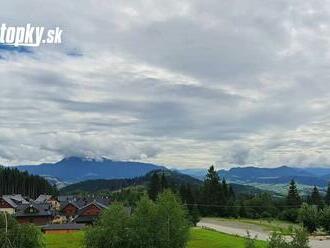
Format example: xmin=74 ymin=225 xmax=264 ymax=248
xmin=17 ymin=216 xmax=52 ymax=225
xmin=81 ymin=204 xmax=101 ymax=216
xmin=0 ymin=198 xmax=12 ymax=208
xmin=0 ymin=198 xmax=15 ymax=214
xmin=44 ymin=229 xmax=80 ymax=234
xmin=0 ymin=208 xmax=15 ymax=214
xmin=62 ymin=204 xmax=78 ymax=217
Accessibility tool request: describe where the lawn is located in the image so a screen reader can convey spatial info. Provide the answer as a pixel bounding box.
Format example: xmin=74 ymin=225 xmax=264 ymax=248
xmin=187 ymin=228 xmax=267 ymax=248
xmin=44 ymin=228 xmax=267 ymax=248
xmin=45 ymin=232 xmax=84 ymax=248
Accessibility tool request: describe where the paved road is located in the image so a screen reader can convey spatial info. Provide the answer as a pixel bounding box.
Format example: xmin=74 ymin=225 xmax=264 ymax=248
xmin=197 ymin=218 xmax=330 ymax=248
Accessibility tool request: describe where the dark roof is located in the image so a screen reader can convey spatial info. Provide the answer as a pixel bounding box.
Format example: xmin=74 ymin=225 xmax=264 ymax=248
xmin=1 ymin=195 xmax=28 ymax=208
xmin=58 ymin=195 xmax=78 ymax=203
xmin=76 ymin=201 xmax=107 ymax=216
xmin=60 ymin=201 xmax=81 ymax=210
xmin=35 ymin=195 xmax=53 ymax=203
xmin=14 ymin=203 xmax=53 ymax=217
xmin=58 ymin=196 xmax=111 ymax=206
xmin=73 ymin=215 xmax=98 ymax=224
xmin=41 ymin=223 xmax=85 ymax=230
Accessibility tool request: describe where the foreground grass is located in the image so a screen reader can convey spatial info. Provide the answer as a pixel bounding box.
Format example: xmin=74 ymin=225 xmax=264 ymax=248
xmin=45 ymin=232 xmax=84 ymax=248
xmin=44 ymin=228 xmax=268 ymax=248
xmin=187 ymin=228 xmax=267 ymax=248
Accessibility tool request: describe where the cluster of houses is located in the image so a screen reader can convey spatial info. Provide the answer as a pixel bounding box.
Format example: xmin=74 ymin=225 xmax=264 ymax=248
xmin=0 ymin=194 xmax=111 ymax=233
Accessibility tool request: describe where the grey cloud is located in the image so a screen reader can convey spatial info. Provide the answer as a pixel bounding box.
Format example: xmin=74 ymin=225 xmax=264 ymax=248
xmin=2 ymin=1 xmax=330 ymax=167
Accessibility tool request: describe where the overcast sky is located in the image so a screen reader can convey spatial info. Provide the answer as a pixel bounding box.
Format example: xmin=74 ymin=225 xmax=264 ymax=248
xmin=1 ymin=1 xmax=330 ymax=168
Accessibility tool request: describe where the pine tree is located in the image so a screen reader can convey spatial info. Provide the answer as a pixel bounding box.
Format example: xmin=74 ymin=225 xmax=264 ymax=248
xmin=310 ymin=186 xmax=323 ymax=208
xmin=190 ymin=203 xmax=200 ymax=226
xmin=325 ymin=182 xmax=330 ymax=205
xmin=286 ymin=179 xmax=301 ymax=208
xmin=148 ymin=173 xmax=162 ymax=201
xmin=222 ymin=178 xmax=228 ymax=198
xmin=160 ymin=173 xmax=168 ymax=191
xmin=202 ymin=165 xmax=224 ymax=215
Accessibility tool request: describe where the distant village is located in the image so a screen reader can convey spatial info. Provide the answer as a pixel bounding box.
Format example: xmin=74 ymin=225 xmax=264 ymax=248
xmin=0 ymin=194 xmax=113 ymax=234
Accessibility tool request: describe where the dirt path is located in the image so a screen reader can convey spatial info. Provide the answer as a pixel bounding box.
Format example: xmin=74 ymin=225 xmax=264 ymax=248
xmin=197 ymin=218 xmax=330 ymax=248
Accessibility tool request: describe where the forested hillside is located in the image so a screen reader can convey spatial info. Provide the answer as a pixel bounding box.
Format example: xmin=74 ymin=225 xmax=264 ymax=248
xmin=60 ymin=170 xmax=201 ymax=194
xmin=0 ymin=166 xmax=58 ymax=198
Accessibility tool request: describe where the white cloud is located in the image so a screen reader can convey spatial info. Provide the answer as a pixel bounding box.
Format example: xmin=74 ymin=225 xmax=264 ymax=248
xmin=1 ymin=0 xmax=330 ymax=168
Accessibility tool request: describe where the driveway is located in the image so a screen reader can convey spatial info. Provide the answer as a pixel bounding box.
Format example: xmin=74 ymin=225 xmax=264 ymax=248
xmin=197 ymin=218 xmax=330 ymax=248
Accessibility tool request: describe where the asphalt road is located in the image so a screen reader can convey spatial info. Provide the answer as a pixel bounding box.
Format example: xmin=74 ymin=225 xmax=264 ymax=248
xmin=197 ymin=218 xmax=330 ymax=248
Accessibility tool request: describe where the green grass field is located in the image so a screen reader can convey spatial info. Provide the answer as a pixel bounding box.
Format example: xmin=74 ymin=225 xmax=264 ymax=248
xmin=45 ymin=232 xmax=84 ymax=248
xmin=187 ymin=228 xmax=267 ymax=248
xmin=44 ymin=228 xmax=267 ymax=248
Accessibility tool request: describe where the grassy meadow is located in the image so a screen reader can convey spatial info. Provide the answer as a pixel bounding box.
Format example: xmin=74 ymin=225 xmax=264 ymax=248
xmin=45 ymin=232 xmax=84 ymax=248
xmin=44 ymin=228 xmax=268 ymax=248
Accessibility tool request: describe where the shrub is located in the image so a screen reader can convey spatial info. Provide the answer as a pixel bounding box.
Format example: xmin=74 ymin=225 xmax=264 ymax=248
xmin=85 ymin=190 xmax=190 ymax=248
xmin=245 ymin=231 xmax=257 ymax=248
xmin=267 ymin=228 xmax=309 ymax=248
xmin=319 ymin=206 xmax=330 ymax=233
xmin=0 ymin=212 xmax=44 ymax=248
xmin=298 ymin=203 xmax=319 ymax=233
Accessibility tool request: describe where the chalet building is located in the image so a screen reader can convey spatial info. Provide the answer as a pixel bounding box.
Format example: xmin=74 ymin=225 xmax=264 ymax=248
xmin=73 ymin=201 xmax=107 ymax=224
xmin=0 ymin=195 xmax=28 ymax=214
xmin=61 ymin=202 xmax=81 ymax=217
xmin=35 ymin=194 xmax=60 ymax=210
xmin=41 ymin=223 xmax=85 ymax=234
xmin=14 ymin=203 xmax=54 ymax=225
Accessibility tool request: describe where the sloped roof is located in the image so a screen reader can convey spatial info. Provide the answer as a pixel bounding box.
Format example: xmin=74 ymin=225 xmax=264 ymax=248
xmin=14 ymin=203 xmax=53 ymax=217
xmin=35 ymin=195 xmax=53 ymax=203
xmin=41 ymin=223 xmax=85 ymax=230
xmin=73 ymin=215 xmax=97 ymax=224
xmin=2 ymin=195 xmax=28 ymax=208
xmin=76 ymin=201 xmax=107 ymax=216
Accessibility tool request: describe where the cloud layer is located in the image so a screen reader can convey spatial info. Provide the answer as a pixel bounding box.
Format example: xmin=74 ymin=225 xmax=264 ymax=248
xmin=1 ymin=0 xmax=330 ymax=168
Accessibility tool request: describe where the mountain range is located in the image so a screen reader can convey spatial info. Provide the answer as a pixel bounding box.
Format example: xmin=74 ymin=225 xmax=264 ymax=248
xmin=182 ymin=166 xmax=330 ymax=188
xmin=13 ymin=157 xmax=330 ymax=191
xmin=16 ymin=157 xmax=165 ymax=184
xmin=60 ymin=169 xmax=267 ymax=196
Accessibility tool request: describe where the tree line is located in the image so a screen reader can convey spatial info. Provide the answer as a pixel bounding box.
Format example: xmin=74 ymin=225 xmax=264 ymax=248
xmin=85 ymin=190 xmax=190 ymax=248
xmin=0 ymin=166 xmax=57 ymax=198
xmin=147 ymin=165 xmax=330 ymax=234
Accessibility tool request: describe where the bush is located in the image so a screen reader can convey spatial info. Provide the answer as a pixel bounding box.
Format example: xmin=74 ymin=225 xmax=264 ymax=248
xmin=0 ymin=212 xmax=44 ymax=248
xmin=267 ymin=228 xmax=309 ymax=248
xmin=319 ymin=206 xmax=330 ymax=233
xmin=279 ymin=209 xmax=298 ymax=222
xmin=298 ymin=203 xmax=319 ymax=233
xmin=245 ymin=231 xmax=257 ymax=248
xmin=85 ymin=190 xmax=190 ymax=248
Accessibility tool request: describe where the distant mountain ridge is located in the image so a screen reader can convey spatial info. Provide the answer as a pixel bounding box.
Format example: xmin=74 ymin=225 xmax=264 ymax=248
xmin=60 ymin=170 xmax=202 ymax=194
xmin=15 ymin=157 xmax=166 ymax=183
xmin=181 ymin=165 xmax=330 ymax=187
xmin=219 ymin=166 xmax=330 ymax=187
xmin=60 ymin=169 xmax=268 ymax=196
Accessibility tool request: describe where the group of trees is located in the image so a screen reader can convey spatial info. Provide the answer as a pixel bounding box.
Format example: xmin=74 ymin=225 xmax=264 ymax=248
xmin=246 ymin=228 xmax=310 ymax=248
xmin=0 ymin=212 xmax=44 ymax=248
xmin=298 ymin=203 xmax=330 ymax=233
xmin=0 ymin=167 xmax=57 ymax=198
xmin=85 ymin=190 xmax=190 ymax=248
xmin=146 ymin=165 xmax=330 ymax=235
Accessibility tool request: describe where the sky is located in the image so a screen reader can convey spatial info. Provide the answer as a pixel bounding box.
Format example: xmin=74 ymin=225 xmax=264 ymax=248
xmin=1 ymin=1 xmax=330 ymax=168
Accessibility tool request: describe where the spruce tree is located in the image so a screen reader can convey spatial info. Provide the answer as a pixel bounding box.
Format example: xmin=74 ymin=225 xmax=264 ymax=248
xmin=310 ymin=185 xmax=323 ymax=208
xmin=286 ymin=179 xmax=301 ymax=208
xmin=160 ymin=173 xmax=168 ymax=191
xmin=202 ymin=165 xmax=224 ymax=215
xmin=148 ymin=173 xmax=161 ymax=201
xmin=325 ymin=182 xmax=330 ymax=205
